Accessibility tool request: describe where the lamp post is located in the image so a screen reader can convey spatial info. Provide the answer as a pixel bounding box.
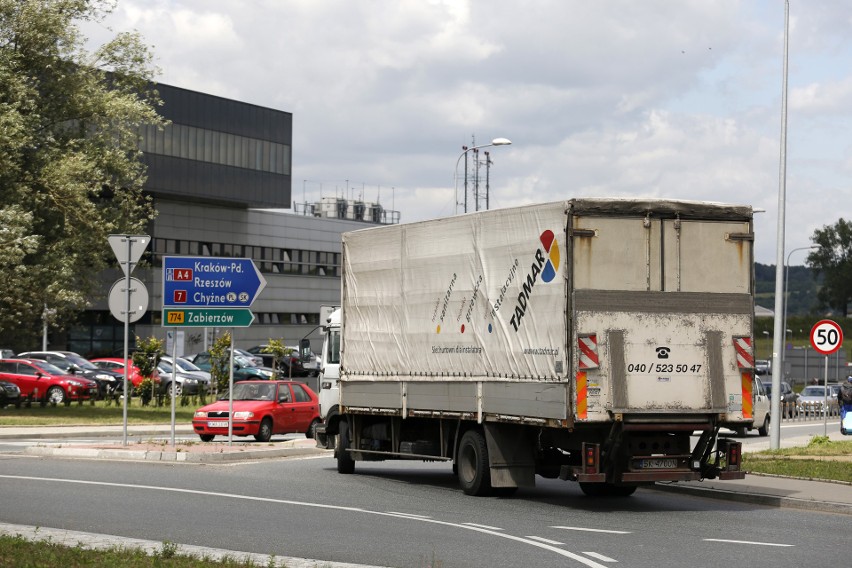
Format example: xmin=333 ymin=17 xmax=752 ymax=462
xmin=769 ymin=0 xmax=790 ymax=450
xmin=781 ymin=245 xmax=819 ymax=384
xmin=454 ymin=137 xmax=511 ymax=214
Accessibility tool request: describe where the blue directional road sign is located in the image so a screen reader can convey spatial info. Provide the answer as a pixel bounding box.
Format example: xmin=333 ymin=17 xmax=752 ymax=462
xmin=162 ymin=257 xmax=267 ymax=308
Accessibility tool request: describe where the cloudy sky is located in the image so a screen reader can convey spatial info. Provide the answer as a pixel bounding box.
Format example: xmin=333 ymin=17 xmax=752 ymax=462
xmin=81 ymin=0 xmax=852 ymax=264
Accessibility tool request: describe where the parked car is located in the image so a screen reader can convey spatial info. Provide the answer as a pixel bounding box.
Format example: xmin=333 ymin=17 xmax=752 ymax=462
xmin=755 ymin=359 xmax=771 ymax=376
xmin=234 ymin=348 xmax=263 ymax=367
xmin=161 ymin=355 xmax=212 ymax=384
xmin=189 ymin=351 xmax=278 ymax=381
xmin=156 ymin=360 xmax=209 ymax=396
xmin=246 ymin=345 xmax=313 ymax=377
xmin=797 ymin=384 xmax=840 ymax=415
xmin=0 ymin=380 xmax=21 ymax=409
xmin=192 ymin=380 xmax=320 ymax=442
xmin=17 ymin=351 xmax=123 ymax=398
xmin=89 ymin=358 xmax=160 ymax=389
xmin=760 ymin=380 xmax=799 ymax=417
xmin=0 ymin=359 xmax=98 ymax=405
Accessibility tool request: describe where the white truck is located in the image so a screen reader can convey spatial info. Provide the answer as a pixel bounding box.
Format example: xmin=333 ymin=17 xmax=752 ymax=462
xmin=314 ymin=198 xmax=757 ymax=496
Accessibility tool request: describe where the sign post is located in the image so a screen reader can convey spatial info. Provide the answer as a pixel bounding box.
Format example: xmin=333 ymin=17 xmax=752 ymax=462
xmin=162 ymin=257 xmax=266 ymax=445
xmin=107 ymin=235 xmax=150 ymax=446
xmin=810 ymin=319 xmax=844 ymax=436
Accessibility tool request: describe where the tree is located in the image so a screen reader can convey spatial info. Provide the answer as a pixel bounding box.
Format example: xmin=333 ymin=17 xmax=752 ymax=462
xmin=807 ymin=218 xmax=852 ymax=317
xmin=0 ymin=0 xmax=164 ymax=350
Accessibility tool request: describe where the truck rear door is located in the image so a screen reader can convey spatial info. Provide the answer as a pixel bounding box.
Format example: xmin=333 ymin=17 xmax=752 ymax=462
xmin=571 ymin=204 xmax=753 ymax=420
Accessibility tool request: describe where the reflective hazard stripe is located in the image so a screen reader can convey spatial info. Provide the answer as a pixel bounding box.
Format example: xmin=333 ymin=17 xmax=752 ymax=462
xmin=576 ymin=371 xmax=588 ymax=420
xmin=578 ymin=334 xmax=599 ymax=369
xmin=733 ymin=336 xmax=754 ymax=369
xmin=741 ymin=372 xmax=753 ymax=419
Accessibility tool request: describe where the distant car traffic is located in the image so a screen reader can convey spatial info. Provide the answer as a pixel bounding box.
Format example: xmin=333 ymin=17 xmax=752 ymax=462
xmin=0 ymin=380 xmax=21 ymax=408
xmin=187 ymin=351 xmax=279 ymax=381
xmin=192 ymin=380 xmax=321 ymax=442
xmin=797 ymin=384 xmax=840 ymax=415
xmin=246 ymin=345 xmax=315 ymax=377
xmin=0 ymin=359 xmax=98 ymax=405
xmin=760 ymin=380 xmax=799 ymax=417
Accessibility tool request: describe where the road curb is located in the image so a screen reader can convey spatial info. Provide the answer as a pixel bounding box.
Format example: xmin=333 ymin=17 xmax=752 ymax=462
xmin=650 ymin=481 xmax=852 ymax=516
xmin=22 ymin=443 xmax=330 ymax=462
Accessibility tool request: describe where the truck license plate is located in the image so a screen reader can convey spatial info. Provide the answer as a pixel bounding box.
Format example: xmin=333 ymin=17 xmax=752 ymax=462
xmin=207 ymin=421 xmax=228 ymax=428
xmin=641 ymin=458 xmax=677 ymax=469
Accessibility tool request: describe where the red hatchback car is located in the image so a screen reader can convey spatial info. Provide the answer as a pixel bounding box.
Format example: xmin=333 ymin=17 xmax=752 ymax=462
xmin=192 ymin=380 xmax=320 ymax=442
xmin=0 ymin=359 xmax=99 ymax=405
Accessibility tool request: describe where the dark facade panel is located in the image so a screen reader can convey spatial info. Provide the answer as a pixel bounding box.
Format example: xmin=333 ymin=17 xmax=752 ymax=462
xmin=154 ymin=83 xmax=292 ymax=144
xmin=143 ymin=154 xmax=291 ymax=208
xmin=143 ymin=83 xmax=293 ymax=208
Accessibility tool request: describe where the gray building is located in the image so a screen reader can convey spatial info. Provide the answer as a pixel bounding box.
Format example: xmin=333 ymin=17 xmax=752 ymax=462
xmin=67 ymin=83 xmax=397 ymax=358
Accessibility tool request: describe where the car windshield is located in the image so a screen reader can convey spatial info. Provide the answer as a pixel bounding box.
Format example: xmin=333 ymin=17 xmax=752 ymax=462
xmin=226 ymin=382 xmax=276 ymax=401
xmin=30 ymin=360 xmax=66 ymax=375
xmin=66 ymin=355 xmax=98 ymax=370
xmin=801 ymin=387 xmax=825 ymax=397
xmin=175 ymin=359 xmax=202 ymax=372
xmin=762 ymin=383 xmax=772 ymax=395
xmin=158 ymin=361 xmax=174 ymax=373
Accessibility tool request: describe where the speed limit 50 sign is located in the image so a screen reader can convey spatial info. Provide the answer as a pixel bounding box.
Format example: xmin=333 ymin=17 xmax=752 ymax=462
xmin=810 ymin=319 xmax=844 ymax=356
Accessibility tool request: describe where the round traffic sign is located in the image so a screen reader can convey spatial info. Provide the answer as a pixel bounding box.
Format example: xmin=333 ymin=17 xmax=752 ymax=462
xmin=108 ymin=277 xmax=149 ymax=323
xmin=809 ymin=319 xmax=843 ymax=356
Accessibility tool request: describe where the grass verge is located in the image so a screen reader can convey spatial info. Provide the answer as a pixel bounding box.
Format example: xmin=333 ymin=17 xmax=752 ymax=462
xmin=743 ymin=436 xmax=852 ymax=483
xmin=0 ymin=399 xmax=199 ymax=426
xmin=0 ymin=535 xmax=278 ymax=567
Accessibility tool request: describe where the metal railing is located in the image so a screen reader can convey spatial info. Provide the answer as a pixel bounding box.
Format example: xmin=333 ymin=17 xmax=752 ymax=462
xmin=779 ymin=400 xmax=841 ymax=421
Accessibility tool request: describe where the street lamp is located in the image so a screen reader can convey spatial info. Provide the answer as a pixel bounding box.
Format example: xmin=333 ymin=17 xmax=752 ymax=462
xmin=454 ymin=137 xmax=511 ymax=214
xmin=780 ymin=245 xmax=819 ymax=380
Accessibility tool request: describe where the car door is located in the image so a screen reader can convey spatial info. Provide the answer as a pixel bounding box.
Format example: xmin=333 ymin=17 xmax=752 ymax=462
xmin=753 ymin=376 xmax=770 ymax=427
xmin=289 ymin=383 xmax=317 ymax=433
xmin=0 ymin=361 xmax=38 ymax=398
xmin=271 ymin=383 xmax=295 ymax=433
xmin=0 ymin=362 xmax=32 ymax=398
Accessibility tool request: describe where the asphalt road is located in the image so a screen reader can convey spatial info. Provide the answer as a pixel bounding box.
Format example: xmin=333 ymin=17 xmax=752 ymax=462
xmin=0 ymin=440 xmax=848 ymax=568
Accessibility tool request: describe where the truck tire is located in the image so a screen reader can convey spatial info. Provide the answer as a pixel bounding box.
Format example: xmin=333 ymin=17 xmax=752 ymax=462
xmin=337 ymin=421 xmax=355 ymax=474
xmin=306 ymin=418 xmax=320 ymax=439
xmin=457 ymin=430 xmax=492 ymax=496
xmin=758 ymin=415 xmax=769 ymax=437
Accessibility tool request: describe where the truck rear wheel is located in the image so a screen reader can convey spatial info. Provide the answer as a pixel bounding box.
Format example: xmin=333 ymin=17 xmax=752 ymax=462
xmin=457 ymin=430 xmax=492 ymax=496
xmin=337 ymin=420 xmax=355 ymax=474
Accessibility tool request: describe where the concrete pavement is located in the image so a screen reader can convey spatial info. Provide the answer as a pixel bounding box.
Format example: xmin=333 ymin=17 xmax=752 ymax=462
xmin=0 ymin=423 xmax=849 ymax=515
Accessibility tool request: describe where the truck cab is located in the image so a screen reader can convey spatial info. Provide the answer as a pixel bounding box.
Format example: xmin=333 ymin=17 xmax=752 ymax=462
xmin=314 ymin=308 xmax=341 ymax=449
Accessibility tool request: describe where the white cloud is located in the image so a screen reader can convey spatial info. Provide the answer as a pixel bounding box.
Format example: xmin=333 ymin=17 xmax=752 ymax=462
xmin=79 ymin=0 xmax=852 ymax=264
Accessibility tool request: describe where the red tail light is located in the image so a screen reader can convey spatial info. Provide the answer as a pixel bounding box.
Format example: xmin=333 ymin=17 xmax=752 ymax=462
xmin=726 ymin=442 xmax=741 ymax=470
xmin=582 ymin=443 xmax=600 ymax=474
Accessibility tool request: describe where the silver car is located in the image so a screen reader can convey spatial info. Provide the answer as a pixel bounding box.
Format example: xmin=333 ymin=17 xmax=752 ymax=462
xmin=797 ymin=384 xmax=839 ymax=415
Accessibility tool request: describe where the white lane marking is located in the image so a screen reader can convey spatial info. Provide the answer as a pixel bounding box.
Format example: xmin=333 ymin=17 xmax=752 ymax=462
xmin=552 ymin=526 xmax=631 ymax=535
xmin=582 ymin=551 xmax=618 ymax=562
xmin=526 ymin=536 xmax=564 ymax=545
xmin=463 ymin=523 xmax=504 ymax=531
xmin=386 ymin=512 xmax=431 ymax=519
xmin=2 ymin=474 xmax=613 ymax=568
xmin=704 ymin=538 xmax=794 ymax=547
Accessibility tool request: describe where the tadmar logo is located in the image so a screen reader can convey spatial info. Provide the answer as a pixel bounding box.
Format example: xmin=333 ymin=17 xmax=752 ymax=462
xmin=509 ymin=230 xmax=560 ymax=332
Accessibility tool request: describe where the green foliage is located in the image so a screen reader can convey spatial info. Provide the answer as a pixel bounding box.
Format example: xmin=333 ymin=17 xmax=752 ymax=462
xmin=0 ymin=0 xmax=166 ymax=351
xmin=808 ymin=435 xmax=831 ymax=447
xmin=210 ymin=331 xmax=232 ymax=393
xmin=132 ymin=335 xmax=163 ymax=379
xmin=260 ymin=339 xmax=292 ymax=372
xmin=808 ymin=218 xmax=852 ymax=317
xmin=136 ymin=377 xmax=155 ymax=406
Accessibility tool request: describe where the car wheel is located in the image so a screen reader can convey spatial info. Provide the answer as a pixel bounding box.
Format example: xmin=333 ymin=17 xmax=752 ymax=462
xmin=165 ymin=382 xmax=183 ymax=397
xmin=306 ymin=418 xmax=321 ymax=439
xmin=47 ymin=386 xmax=66 ymax=405
xmin=199 ymin=434 xmax=215 ymax=442
xmin=254 ymin=417 xmax=273 ymax=442
xmin=758 ymin=415 xmax=769 ymax=437
xmin=457 ymin=429 xmax=492 ymax=496
xmin=337 ymin=421 xmax=355 ymax=474
xmin=14 ymin=399 xmax=22 ymax=409
xmin=735 ymin=426 xmax=748 ymax=437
